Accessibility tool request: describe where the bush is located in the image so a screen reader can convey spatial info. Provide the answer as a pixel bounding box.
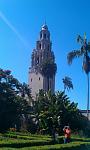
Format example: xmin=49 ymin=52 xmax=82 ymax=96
xmin=11 ymin=143 xmax=90 ymax=150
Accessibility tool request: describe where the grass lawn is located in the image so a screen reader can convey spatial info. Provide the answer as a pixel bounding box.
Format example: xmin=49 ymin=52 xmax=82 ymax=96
xmin=0 ymin=132 xmax=90 ymax=150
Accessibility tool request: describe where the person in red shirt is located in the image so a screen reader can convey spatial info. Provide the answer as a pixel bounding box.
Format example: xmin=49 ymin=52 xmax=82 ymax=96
xmin=63 ymin=126 xmax=71 ymax=143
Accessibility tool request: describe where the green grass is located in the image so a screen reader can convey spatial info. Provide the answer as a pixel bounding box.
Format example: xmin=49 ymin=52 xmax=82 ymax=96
xmin=0 ymin=132 xmax=90 ymax=149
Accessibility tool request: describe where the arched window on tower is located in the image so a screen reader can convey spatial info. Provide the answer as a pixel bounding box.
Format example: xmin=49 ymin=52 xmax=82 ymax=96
xmin=47 ymin=34 xmax=50 ymax=40
xmin=37 ymin=57 xmax=39 ymax=64
xmin=44 ymin=44 xmax=45 ymax=49
xmin=48 ymin=44 xmax=49 ymax=50
xmin=44 ymin=33 xmax=46 ymax=39
xmin=39 ymin=43 xmax=41 ymax=49
xmin=40 ymin=33 xmax=42 ymax=39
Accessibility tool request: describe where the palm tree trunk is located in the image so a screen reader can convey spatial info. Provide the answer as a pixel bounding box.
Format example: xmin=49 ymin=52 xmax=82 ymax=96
xmin=87 ymin=73 xmax=89 ymax=119
xmin=47 ymin=77 xmax=49 ymax=91
xmin=64 ymin=85 xmax=66 ymax=93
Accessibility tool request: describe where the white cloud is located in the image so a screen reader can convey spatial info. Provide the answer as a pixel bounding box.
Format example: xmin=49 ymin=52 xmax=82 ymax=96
xmin=0 ymin=11 xmax=30 ymax=49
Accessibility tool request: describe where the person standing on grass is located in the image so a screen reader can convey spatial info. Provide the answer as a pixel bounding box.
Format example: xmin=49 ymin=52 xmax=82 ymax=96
xmin=63 ymin=126 xmax=71 ymax=143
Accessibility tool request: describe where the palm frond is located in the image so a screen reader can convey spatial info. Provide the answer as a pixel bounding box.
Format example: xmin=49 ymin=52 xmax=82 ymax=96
xmin=77 ymin=35 xmax=84 ymax=44
xmin=67 ymin=50 xmax=83 ymax=64
xmin=62 ymin=76 xmax=73 ymax=91
xmin=87 ymin=42 xmax=90 ymax=52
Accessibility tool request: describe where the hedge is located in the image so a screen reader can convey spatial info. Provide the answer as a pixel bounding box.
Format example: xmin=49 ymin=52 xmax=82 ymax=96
xmin=22 ymin=142 xmax=90 ymax=150
xmin=0 ymin=139 xmax=53 ymax=148
xmin=2 ymin=132 xmax=51 ymax=141
xmin=0 ymin=142 xmax=90 ymax=150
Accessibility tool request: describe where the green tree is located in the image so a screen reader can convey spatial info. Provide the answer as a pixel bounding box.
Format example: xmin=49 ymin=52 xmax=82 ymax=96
xmin=67 ymin=34 xmax=90 ymax=119
xmin=40 ymin=58 xmax=57 ymax=91
xmin=55 ymin=91 xmax=87 ymax=131
xmin=62 ymin=76 xmax=73 ymax=92
xmin=33 ymin=90 xmax=86 ymax=137
xmin=0 ymin=68 xmax=32 ymax=132
xmin=33 ymin=90 xmax=60 ymax=141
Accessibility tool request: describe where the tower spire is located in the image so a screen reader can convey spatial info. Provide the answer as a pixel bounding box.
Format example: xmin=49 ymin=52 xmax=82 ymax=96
xmin=45 ymin=19 xmax=46 ymax=25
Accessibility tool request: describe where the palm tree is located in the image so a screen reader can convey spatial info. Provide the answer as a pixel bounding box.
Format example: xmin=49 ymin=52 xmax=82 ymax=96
xmin=40 ymin=58 xmax=57 ymax=91
xmin=62 ymin=76 xmax=73 ymax=93
xmin=67 ymin=34 xmax=90 ymax=119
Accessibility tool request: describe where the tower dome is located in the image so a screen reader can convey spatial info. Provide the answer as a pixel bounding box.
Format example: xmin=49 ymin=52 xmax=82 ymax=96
xmin=41 ymin=24 xmax=48 ymax=30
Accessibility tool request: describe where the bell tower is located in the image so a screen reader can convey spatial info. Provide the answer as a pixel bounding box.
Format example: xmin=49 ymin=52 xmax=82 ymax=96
xmin=28 ymin=24 xmax=56 ymax=99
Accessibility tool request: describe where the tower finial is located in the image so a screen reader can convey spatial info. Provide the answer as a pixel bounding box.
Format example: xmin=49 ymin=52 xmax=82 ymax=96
xmin=41 ymin=20 xmax=48 ymax=30
xmin=84 ymin=32 xmax=86 ymax=40
xmin=45 ymin=19 xmax=46 ymax=25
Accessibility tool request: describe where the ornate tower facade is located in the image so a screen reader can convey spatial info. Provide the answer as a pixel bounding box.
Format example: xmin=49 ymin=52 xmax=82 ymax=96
xmin=28 ymin=24 xmax=56 ymax=99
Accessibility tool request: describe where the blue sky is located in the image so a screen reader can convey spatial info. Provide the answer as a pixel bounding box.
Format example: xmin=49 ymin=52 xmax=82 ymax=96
xmin=0 ymin=0 xmax=90 ymax=110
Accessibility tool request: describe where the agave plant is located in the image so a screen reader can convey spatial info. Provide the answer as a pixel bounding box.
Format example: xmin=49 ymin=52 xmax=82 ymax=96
xmin=67 ymin=34 xmax=90 ymax=119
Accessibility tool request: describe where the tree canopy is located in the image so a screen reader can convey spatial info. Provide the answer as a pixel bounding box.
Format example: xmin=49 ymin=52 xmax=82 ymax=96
xmin=33 ymin=90 xmax=87 ymax=135
xmin=0 ymin=68 xmax=31 ymax=132
xmin=40 ymin=58 xmax=57 ymax=78
xmin=62 ymin=76 xmax=73 ymax=92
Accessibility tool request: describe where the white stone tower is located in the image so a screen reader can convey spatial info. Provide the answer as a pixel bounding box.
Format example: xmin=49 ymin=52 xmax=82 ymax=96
xmin=28 ymin=24 xmax=56 ymax=99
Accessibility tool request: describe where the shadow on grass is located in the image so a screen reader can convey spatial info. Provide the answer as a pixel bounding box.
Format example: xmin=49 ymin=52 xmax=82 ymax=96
xmin=71 ymin=138 xmax=90 ymax=142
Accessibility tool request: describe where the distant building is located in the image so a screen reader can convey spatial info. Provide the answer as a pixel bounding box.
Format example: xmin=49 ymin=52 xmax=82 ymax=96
xmin=80 ymin=110 xmax=90 ymax=120
xmin=28 ymin=24 xmax=56 ymax=99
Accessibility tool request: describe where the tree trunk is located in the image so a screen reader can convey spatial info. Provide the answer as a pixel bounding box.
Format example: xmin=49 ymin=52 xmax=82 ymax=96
xmin=47 ymin=77 xmax=49 ymax=91
xmin=64 ymin=85 xmax=66 ymax=93
xmin=87 ymin=73 xmax=89 ymax=119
